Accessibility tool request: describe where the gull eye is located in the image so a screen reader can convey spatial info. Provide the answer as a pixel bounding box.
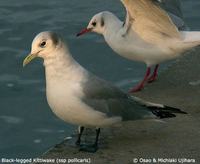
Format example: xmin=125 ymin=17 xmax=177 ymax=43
xmin=92 ymin=22 xmax=97 ymax=27
xmin=40 ymin=41 xmax=46 ymax=48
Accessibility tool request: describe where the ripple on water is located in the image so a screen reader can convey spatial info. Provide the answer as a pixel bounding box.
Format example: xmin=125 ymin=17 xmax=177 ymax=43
xmin=7 ymin=37 xmax=22 ymax=41
xmin=0 ymin=115 xmax=23 ymax=124
xmin=0 ymin=74 xmax=42 ymax=85
xmin=34 ymin=128 xmax=54 ymax=133
xmin=33 ymin=139 xmax=42 ymax=144
xmin=189 ymin=80 xmax=200 ymax=86
xmin=34 ymin=128 xmax=66 ymax=134
xmin=0 ymin=28 xmax=12 ymax=35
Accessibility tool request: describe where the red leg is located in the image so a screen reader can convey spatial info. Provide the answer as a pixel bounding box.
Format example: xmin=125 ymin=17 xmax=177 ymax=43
xmin=148 ymin=64 xmax=159 ymax=83
xmin=129 ymin=67 xmax=151 ymax=93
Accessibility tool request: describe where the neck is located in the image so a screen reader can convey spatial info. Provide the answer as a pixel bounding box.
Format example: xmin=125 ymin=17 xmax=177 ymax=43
xmin=43 ymin=43 xmax=87 ymax=88
xmin=103 ymin=14 xmax=123 ymax=37
xmin=44 ymin=43 xmax=76 ymax=80
xmin=45 ymin=43 xmax=73 ymax=65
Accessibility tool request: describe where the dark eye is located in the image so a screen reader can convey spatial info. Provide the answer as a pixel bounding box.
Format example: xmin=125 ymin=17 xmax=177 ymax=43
xmin=92 ymin=22 xmax=97 ymax=27
xmin=40 ymin=41 xmax=46 ymax=48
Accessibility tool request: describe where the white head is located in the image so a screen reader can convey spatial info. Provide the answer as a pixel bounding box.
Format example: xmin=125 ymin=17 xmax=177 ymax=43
xmin=77 ymin=11 xmax=120 ymax=36
xmin=23 ymin=31 xmax=62 ymax=66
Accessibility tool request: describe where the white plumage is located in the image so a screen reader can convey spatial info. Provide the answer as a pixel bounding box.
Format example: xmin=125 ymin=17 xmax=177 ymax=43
xmin=77 ymin=0 xmax=200 ymax=92
xmin=23 ymin=31 xmax=186 ymax=151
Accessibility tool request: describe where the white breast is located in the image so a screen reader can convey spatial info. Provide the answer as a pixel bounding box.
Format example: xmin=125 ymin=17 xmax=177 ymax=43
xmin=104 ymin=29 xmax=180 ymax=66
xmin=45 ymin=63 xmax=121 ymax=127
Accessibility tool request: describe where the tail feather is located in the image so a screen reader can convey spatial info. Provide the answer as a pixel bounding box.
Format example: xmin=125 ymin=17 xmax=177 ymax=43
xmin=162 ymin=106 xmax=187 ymax=114
xmin=181 ymin=31 xmax=200 ymax=43
xmin=180 ymin=31 xmax=200 ymax=50
xmin=148 ymin=105 xmax=187 ymax=119
xmin=131 ymin=96 xmax=187 ymax=119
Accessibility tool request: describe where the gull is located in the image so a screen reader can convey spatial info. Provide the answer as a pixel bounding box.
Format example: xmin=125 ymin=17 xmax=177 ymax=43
xmin=23 ymin=31 xmax=186 ymax=152
xmin=77 ymin=0 xmax=200 ymax=92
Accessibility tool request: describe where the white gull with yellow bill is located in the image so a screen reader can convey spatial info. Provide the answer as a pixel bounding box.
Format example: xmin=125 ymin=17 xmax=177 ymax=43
xmin=23 ymin=31 xmax=186 ymax=152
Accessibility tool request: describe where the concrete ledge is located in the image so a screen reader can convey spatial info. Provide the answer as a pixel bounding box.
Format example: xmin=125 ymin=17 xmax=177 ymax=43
xmin=36 ymin=48 xmax=200 ymax=164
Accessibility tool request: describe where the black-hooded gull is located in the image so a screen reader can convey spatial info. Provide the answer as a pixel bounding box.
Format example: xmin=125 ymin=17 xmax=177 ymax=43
xmin=77 ymin=0 xmax=200 ymax=92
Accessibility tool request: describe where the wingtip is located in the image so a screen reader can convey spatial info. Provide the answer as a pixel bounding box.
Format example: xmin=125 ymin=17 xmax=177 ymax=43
xmin=121 ymin=0 xmax=128 ymax=5
xmin=164 ymin=106 xmax=188 ymax=114
xmin=149 ymin=105 xmax=187 ymax=119
xmin=152 ymin=110 xmax=176 ymax=119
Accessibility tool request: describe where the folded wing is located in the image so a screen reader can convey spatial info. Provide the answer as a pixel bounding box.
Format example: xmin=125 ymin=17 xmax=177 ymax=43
xmin=81 ymin=74 xmax=186 ymax=121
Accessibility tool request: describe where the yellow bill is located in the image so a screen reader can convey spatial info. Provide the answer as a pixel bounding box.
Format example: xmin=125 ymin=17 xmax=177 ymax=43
xmin=23 ymin=53 xmax=37 ymax=67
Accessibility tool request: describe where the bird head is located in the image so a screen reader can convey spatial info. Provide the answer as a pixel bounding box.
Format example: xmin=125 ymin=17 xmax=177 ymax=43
xmin=77 ymin=12 xmax=107 ymax=37
xmin=23 ymin=31 xmax=60 ymax=67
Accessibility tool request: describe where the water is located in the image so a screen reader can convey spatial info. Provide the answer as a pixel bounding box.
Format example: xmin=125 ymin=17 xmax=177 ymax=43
xmin=0 ymin=0 xmax=200 ymax=158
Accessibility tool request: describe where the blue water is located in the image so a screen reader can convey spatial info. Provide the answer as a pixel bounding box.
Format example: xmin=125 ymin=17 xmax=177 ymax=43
xmin=0 ymin=0 xmax=200 ymax=158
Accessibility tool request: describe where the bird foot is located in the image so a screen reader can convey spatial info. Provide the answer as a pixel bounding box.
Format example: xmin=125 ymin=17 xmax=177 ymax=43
xmin=79 ymin=143 xmax=98 ymax=153
xmin=129 ymin=67 xmax=151 ymax=93
xmin=148 ymin=65 xmax=159 ymax=83
xmin=129 ymin=84 xmax=144 ymax=93
xmin=147 ymin=75 xmax=157 ymax=83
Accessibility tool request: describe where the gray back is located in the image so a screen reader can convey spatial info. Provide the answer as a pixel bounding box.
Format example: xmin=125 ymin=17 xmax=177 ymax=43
xmin=81 ymin=73 xmax=152 ymax=121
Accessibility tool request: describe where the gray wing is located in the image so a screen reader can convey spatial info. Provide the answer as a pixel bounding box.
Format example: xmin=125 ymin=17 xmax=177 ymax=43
xmin=82 ymin=74 xmax=153 ymax=121
xmin=168 ymin=12 xmax=186 ymax=30
xmin=157 ymin=0 xmax=188 ymax=30
xmin=157 ymin=0 xmax=183 ymax=18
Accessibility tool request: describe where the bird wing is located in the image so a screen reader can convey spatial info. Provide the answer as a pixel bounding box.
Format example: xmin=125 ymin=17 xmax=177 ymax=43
xmin=82 ymin=74 xmax=154 ymax=121
xmin=121 ymin=0 xmax=182 ymax=44
xmin=158 ymin=0 xmax=183 ymax=19
xmin=156 ymin=0 xmax=186 ymax=30
xmin=81 ymin=73 xmax=186 ymax=121
xmin=168 ymin=12 xmax=186 ymax=30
